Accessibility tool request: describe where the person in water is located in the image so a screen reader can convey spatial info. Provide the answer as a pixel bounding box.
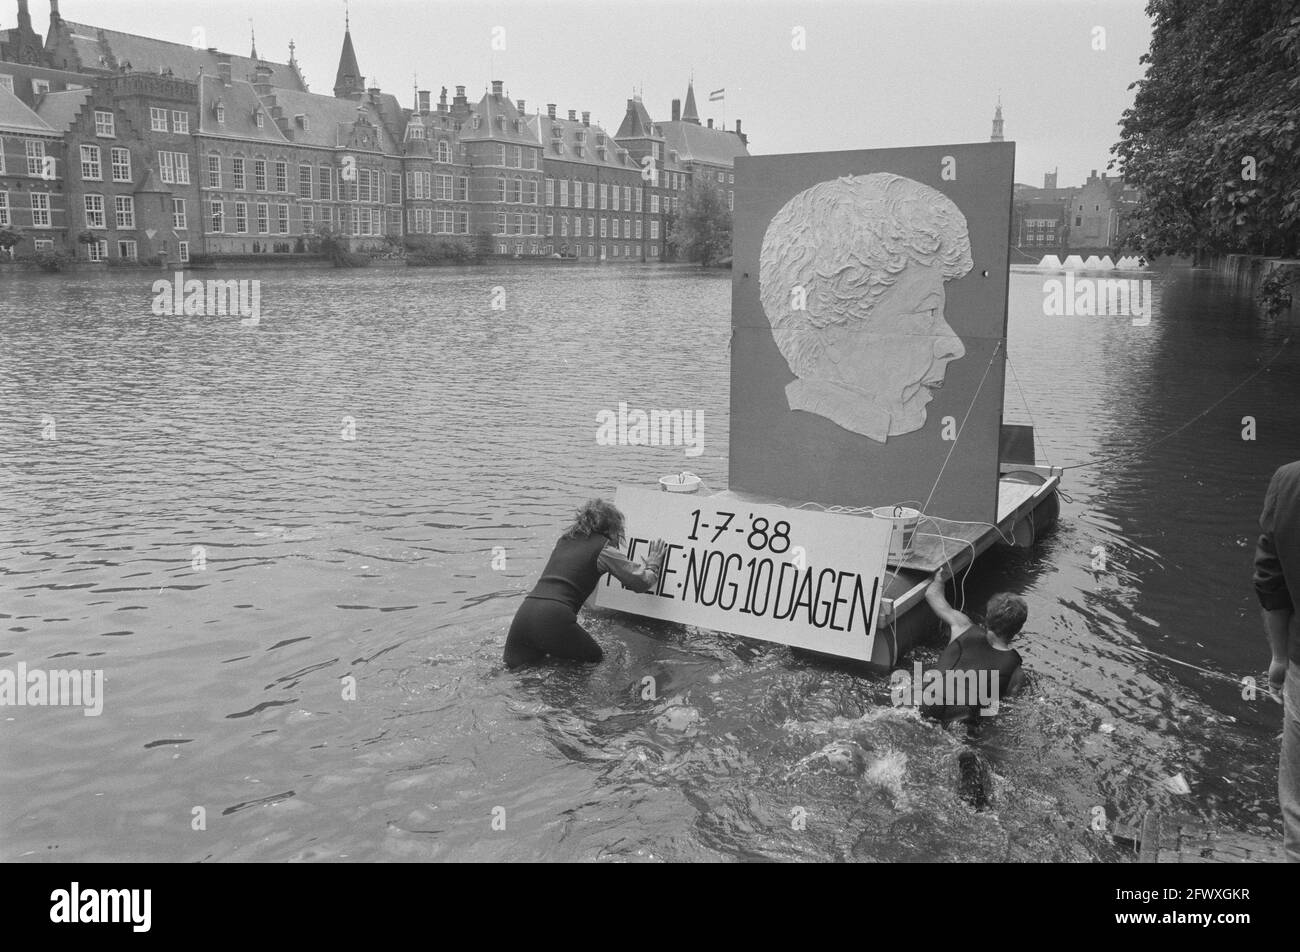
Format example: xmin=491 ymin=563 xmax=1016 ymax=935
xmin=503 ymin=498 xmax=665 ymax=668
xmin=920 ymin=576 xmax=1028 ymax=725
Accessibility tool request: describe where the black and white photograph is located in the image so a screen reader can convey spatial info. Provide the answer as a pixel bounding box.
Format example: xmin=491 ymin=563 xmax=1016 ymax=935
xmin=1 ymin=0 xmax=1298 ymax=898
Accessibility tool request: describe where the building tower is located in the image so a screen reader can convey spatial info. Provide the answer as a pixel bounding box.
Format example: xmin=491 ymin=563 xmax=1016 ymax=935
xmin=681 ymin=79 xmax=700 ymax=125
xmin=990 ymin=97 xmax=1004 ymax=142
xmin=333 ymin=7 xmax=365 ymax=100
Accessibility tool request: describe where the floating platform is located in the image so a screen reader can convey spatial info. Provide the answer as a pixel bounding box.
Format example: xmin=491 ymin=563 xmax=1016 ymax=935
xmin=1113 ymin=810 xmax=1285 ymax=863
xmin=710 ymin=461 xmax=1061 ymax=670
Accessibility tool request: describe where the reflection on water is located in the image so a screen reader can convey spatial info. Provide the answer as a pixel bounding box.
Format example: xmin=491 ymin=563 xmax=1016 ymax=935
xmin=0 ymin=263 xmax=1295 ymax=861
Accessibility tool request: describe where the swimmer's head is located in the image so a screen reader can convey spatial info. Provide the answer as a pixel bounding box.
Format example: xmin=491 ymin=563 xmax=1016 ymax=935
xmin=985 ymin=593 xmax=1028 ymax=640
xmin=564 ymin=498 xmax=626 ymax=545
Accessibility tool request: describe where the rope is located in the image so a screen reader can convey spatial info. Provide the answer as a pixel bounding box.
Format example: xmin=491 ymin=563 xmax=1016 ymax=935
xmin=1060 ymin=336 xmax=1291 ymax=472
xmin=1005 ymin=349 xmax=1053 ymax=468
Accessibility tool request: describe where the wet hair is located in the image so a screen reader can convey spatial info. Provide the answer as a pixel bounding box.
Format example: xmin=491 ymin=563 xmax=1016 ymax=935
xmin=562 ymin=498 xmax=625 ymax=545
xmin=985 ymin=593 xmax=1028 ymax=639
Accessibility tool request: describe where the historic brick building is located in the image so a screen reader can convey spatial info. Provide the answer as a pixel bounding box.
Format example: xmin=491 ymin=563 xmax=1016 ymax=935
xmin=0 ymin=1 xmax=751 ymax=263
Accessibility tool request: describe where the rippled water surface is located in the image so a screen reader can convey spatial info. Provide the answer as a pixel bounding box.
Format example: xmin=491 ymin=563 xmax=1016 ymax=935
xmin=1 ymin=262 xmax=1296 ymax=861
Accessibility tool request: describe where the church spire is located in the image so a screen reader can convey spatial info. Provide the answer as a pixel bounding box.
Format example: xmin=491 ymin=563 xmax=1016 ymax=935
xmin=249 ymin=19 xmax=258 ymax=60
xmin=990 ymin=95 xmax=1004 ymax=142
xmin=682 ymin=78 xmax=700 ymax=125
xmin=334 ymin=6 xmax=364 ymax=100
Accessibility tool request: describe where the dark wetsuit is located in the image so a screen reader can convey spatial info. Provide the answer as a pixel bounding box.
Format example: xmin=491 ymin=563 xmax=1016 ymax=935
xmin=503 ymin=532 xmax=658 ymax=668
xmin=920 ymin=625 xmax=1022 ymax=726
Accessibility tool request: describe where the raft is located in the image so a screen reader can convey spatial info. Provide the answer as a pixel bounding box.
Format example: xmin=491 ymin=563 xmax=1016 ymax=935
xmin=708 ymin=454 xmax=1061 ymax=672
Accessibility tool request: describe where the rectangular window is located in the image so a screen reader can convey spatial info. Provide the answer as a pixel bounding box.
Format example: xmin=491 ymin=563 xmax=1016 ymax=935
xmin=159 ymin=151 xmax=189 ymax=185
xmin=87 ymin=238 xmax=107 ymax=262
xmin=651 ymin=194 xmax=659 ymax=214
xmin=650 ymin=220 xmax=659 ymax=240
xmin=600 ymin=218 xmax=608 ymax=238
xmin=572 ymin=180 xmax=582 ymax=208
xmin=634 ymin=189 xmax=642 ymax=213
xmin=545 ymin=214 xmax=554 ymax=236
xmin=30 ymin=192 xmax=49 ymax=227
xmin=94 ymin=110 xmax=115 ymax=137
xmin=232 ymin=157 xmax=245 ymax=190
xmin=277 ymin=203 xmax=289 ymax=234
xmin=435 ymin=174 xmax=452 ymax=201
xmin=209 ymin=199 xmax=224 ymax=233
xmin=611 ymin=187 xmax=620 ymax=212
xmin=586 ymin=182 xmax=595 ymax=209
xmin=526 ymin=180 xmax=538 ymax=205
xmin=84 ymin=194 xmax=105 ymax=228
xmin=300 ymin=204 xmax=314 ymax=233
xmin=256 ymin=203 xmax=269 ymax=234
xmin=107 ymin=147 xmax=130 ymax=183
xmin=178 ymin=241 xmax=189 ymax=263
xmin=560 ymin=216 xmax=568 ymax=238
xmin=80 ymin=145 xmax=102 ymax=180
xmin=171 ymin=110 xmax=189 ymax=134
xmin=611 ymin=218 xmax=618 ymax=239
xmin=150 ymin=107 xmax=168 ymax=132
xmin=495 ymin=212 xmax=506 ymax=235
xmin=623 ymin=186 xmax=631 ymax=209
xmin=114 ymin=195 xmax=135 ymax=229
xmin=600 ymin=184 xmax=609 ymax=210
xmin=254 ymin=160 xmax=267 ymax=191
xmin=624 ymin=218 xmax=630 ymax=238
xmin=172 ymin=199 xmax=187 ymax=229
xmin=456 ymin=177 xmax=468 ymax=201
xmin=34 ymin=239 xmax=53 ymax=252
xmin=206 ymin=154 xmax=221 ymax=188
xmin=587 ymin=216 xmax=594 ymax=237
xmin=275 ymin=160 xmax=287 ymax=192
xmin=0 ymin=191 xmax=8 ymax=227
xmin=434 ymin=210 xmax=452 ymax=234
xmin=559 ymin=180 xmax=568 ymax=207
xmin=635 ymin=220 xmax=642 ymax=239
xmin=454 ymin=211 xmax=468 ymax=233
xmin=235 ymin=201 xmax=248 ymax=234
xmin=117 ymin=239 xmax=138 ymax=260
xmin=318 ymin=165 xmax=331 ymax=201
xmin=298 ymin=164 xmax=312 ymax=199
xmin=158 ymin=150 xmax=173 ymax=183
xmin=545 ymin=178 xmax=554 ymax=206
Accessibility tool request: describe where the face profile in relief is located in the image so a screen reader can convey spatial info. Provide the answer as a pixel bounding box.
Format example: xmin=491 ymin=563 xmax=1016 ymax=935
xmin=759 ymin=173 xmax=973 ymax=441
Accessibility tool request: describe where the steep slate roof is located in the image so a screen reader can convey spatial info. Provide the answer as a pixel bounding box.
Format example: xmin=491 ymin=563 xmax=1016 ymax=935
xmin=333 ymin=29 xmax=362 ymax=93
xmin=659 ymin=120 xmax=748 ymax=167
xmin=57 ymin=20 xmax=307 ymax=91
xmin=0 ymin=84 xmax=57 ymax=133
xmin=29 ymin=86 xmax=89 ymax=133
xmin=266 ymin=85 xmax=399 ymax=152
xmin=195 ymin=76 xmax=289 ymax=143
xmin=614 ymin=96 xmax=662 ymax=141
xmin=459 ymin=89 xmax=540 ymax=146
xmin=526 ymin=113 xmax=641 ymax=173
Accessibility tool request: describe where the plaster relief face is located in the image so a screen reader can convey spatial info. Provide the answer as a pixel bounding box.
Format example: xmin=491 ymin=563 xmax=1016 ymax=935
xmin=759 ymin=173 xmax=973 ymax=441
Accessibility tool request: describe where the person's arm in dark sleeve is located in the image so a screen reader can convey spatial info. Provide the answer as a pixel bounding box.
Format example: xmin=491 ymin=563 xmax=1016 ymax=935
xmin=598 ymin=540 xmax=664 ymax=593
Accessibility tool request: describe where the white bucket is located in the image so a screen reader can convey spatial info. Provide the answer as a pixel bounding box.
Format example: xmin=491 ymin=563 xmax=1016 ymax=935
xmin=869 ymin=506 xmax=921 ymax=561
xmin=659 ymin=472 xmax=702 ymax=494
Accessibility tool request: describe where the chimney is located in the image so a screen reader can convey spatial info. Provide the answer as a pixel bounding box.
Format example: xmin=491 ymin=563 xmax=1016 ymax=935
xmin=707 ymin=118 xmax=713 ymax=129
xmin=547 ymin=103 xmax=556 ymax=119
xmin=517 ymin=99 xmax=525 ymax=112
xmin=50 ymin=0 xmax=60 ymax=20
xmin=1044 ymin=169 xmax=1057 ymax=189
xmin=735 ymin=118 xmax=746 ymax=145
xmin=671 ymin=98 xmax=680 ymax=121
xmin=568 ymin=109 xmax=576 ymax=121
xmin=439 ymin=87 xmax=448 ymax=110
xmin=17 ymin=1 xmax=31 ymax=33
xmin=217 ymin=53 xmax=232 ymax=86
xmin=419 ymin=89 xmax=431 ymax=113
xmin=253 ymin=63 xmax=273 ymax=96
xmin=491 ymin=79 xmax=503 ymax=99
xmin=581 ymin=111 xmax=589 ymax=126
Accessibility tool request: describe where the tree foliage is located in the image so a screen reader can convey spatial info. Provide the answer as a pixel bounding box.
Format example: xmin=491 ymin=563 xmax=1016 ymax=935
xmin=669 ymin=177 xmax=732 ymax=266
xmin=1113 ymin=0 xmax=1300 ymax=259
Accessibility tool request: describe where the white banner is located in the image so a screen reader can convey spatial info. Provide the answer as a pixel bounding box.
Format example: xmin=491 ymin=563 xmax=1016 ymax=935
xmin=594 ymin=487 xmax=893 ymax=661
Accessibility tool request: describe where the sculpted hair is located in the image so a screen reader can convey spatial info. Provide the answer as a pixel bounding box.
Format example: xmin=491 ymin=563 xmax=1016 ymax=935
xmin=563 ymin=498 xmax=625 ymax=544
xmin=985 ymin=593 xmax=1028 ymax=639
xmin=759 ymin=173 xmax=973 ymax=376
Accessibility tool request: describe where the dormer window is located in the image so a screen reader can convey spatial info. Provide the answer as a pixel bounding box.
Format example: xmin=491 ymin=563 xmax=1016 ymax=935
xmin=551 ymin=125 xmax=561 ymax=140
xmin=575 ymin=144 xmax=584 ymax=157
xmin=597 ymin=146 xmax=607 ymax=159
xmin=473 ymin=115 xmax=481 ymax=129
xmin=255 ymin=111 xmax=264 ymax=128
xmin=296 ymin=114 xmax=310 ymax=131
xmin=215 ymin=101 xmax=225 ymax=123
xmin=495 ymin=115 xmax=504 ymax=128
xmin=513 ymin=118 xmax=521 ymax=132
xmin=574 ymin=129 xmax=585 ymax=143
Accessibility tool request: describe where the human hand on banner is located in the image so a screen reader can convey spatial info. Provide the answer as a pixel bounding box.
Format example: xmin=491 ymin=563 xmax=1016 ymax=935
xmin=646 ymin=539 xmax=667 ymax=567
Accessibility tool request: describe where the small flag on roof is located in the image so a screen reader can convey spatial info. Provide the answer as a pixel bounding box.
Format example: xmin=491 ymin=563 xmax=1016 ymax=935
xmin=709 ymin=88 xmax=725 ymax=101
